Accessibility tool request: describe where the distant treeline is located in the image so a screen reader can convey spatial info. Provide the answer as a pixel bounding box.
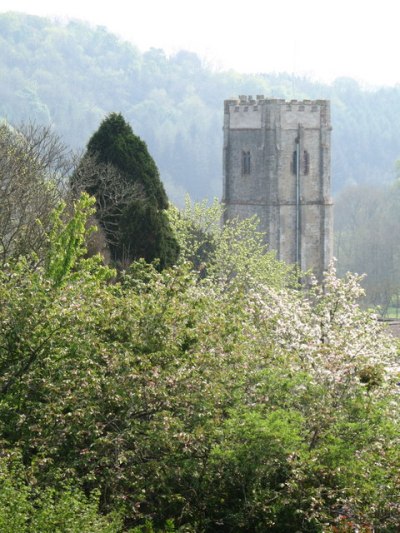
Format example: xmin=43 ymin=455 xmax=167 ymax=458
xmin=1 ymin=11 xmax=400 ymax=203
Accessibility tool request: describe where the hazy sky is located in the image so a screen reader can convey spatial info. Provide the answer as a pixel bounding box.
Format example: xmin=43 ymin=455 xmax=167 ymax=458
xmin=1 ymin=0 xmax=399 ymax=87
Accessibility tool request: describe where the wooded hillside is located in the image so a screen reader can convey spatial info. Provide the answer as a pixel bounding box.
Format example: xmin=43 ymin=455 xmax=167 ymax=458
xmin=1 ymin=12 xmax=400 ymax=203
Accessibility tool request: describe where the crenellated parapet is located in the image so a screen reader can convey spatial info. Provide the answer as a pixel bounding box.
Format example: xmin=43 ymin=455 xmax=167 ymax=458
xmin=226 ymin=95 xmax=329 ymax=105
xmin=224 ymin=96 xmax=331 ymax=132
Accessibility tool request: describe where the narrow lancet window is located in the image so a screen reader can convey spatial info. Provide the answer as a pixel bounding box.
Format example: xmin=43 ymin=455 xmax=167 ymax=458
xmin=303 ymin=150 xmax=310 ymax=175
xmin=291 ymin=150 xmax=298 ymax=175
xmin=242 ymin=150 xmax=251 ymax=175
xmin=291 ymin=149 xmax=310 ymax=175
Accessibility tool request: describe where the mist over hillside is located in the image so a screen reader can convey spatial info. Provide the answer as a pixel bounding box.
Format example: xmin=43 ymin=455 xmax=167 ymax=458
xmin=1 ymin=11 xmax=400 ymax=204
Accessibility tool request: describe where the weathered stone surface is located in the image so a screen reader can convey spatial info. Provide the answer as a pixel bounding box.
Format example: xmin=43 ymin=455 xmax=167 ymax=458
xmin=223 ymin=96 xmax=333 ymax=279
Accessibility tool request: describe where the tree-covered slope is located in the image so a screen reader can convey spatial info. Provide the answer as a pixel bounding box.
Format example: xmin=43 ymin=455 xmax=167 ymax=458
xmin=1 ymin=11 xmax=400 ymax=202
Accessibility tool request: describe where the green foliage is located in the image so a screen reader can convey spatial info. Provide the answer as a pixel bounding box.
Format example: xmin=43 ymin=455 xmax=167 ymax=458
xmin=87 ymin=113 xmax=167 ymax=209
xmin=129 ymin=519 xmax=176 ymax=533
xmin=80 ymin=113 xmax=179 ymax=268
xmin=203 ymin=409 xmax=308 ymax=531
xmin=0 ymin=195 xmax=398 ymax=530
xmin=168 ymin=197 xmax=294 ymax=289
xmin=118 ymin=200 xmax=179 ymax=270
xmin=0 ymin=454 xmax=122 ymax=532
xmin=45 ymin=193 xmax=96 ymax=286
xmin=3 ymin=13 xmax=400 ymax=530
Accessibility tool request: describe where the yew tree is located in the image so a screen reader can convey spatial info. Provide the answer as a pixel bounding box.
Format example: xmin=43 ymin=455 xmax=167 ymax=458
xmin=79 ymin=112 xmax=178 ymax=268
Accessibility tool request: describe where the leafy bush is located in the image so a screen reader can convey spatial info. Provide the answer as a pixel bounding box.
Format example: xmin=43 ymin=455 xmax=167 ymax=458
xmin=0 ymin=454 xmax=121 ymax=532
xmin=0 ymin=195 xmax=398 ymax=531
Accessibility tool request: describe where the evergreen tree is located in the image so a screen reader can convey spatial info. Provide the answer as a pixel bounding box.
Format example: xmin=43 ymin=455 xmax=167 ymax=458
xmin=80 ymin=112 xmax=179 ymax=268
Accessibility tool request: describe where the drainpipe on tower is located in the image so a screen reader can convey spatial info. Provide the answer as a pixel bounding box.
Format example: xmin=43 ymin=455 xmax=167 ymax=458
xmin=295 ymin=124 xmax=301 ymax=268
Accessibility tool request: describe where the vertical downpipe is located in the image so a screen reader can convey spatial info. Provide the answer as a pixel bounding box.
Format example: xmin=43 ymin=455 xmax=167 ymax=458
xmin=295 ymin=125 xmax=301 ymax=267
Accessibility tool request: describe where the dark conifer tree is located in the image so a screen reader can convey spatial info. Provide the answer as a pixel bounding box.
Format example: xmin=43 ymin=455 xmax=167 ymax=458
xmin=80 ymin=112 xmax=179 ymax=268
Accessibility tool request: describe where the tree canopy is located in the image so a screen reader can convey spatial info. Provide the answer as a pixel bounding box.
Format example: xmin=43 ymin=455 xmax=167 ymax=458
xmin=86 ymin=112 xmax=168 ymax=209
xmin=76 ymin=112 xmax=179 ymax=268
xmin=0 ymin=190 xmax=398 ymax=531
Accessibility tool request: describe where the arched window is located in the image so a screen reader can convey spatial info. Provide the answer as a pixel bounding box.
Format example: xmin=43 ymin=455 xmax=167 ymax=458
xmin=242 ymin=150 xmax=251 ymax=175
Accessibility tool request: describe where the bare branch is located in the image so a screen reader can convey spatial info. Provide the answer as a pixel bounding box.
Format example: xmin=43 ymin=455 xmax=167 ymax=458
xmin=0 ymin=121 xmax=70 ymax=264
xmin=70 ymin=153 xmax=144 ymax=247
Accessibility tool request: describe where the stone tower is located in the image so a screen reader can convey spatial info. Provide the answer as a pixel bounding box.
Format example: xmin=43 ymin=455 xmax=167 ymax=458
xmin=223 ymin=96 xmax=333 ymax=278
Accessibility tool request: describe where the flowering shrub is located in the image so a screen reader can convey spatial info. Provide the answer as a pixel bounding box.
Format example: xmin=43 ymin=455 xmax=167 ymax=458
xmin=0 ymin=197 xmax=398 ymax=531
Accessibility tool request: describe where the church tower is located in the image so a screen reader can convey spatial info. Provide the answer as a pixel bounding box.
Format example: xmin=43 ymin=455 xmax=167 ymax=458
xmin=223 ymin=96 xmax=333 ymax=278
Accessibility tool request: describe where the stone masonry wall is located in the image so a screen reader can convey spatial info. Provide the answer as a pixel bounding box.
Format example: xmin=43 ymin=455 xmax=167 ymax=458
xmin=223 ymin=96 xmax=333 ymax=278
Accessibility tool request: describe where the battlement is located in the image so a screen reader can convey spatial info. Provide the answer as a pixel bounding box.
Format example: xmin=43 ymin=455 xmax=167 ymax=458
xmin=224 ymin=96 xmax=329 ymax=114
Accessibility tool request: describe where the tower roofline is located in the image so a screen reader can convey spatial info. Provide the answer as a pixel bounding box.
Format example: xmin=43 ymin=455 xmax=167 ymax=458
xmin=224 ymin=95 xmax=329 ymax=112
